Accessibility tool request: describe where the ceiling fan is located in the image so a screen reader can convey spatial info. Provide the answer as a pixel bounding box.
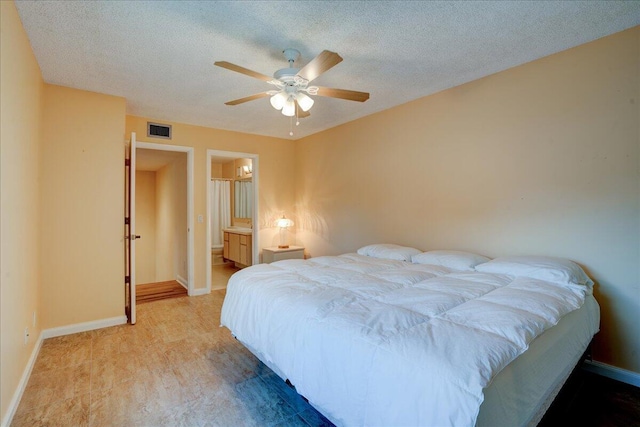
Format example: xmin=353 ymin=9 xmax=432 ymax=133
xmin=214 ymin=49 xmax=370 ymax=121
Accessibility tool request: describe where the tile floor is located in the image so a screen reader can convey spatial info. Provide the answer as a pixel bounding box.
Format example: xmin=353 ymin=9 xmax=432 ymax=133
xmin=11 ymin=264 xmax=333 ymax=427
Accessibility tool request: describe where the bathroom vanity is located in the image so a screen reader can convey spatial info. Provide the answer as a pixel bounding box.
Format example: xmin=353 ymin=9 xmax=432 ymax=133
xmin=223 ymin=228 xmax=252 ymax=266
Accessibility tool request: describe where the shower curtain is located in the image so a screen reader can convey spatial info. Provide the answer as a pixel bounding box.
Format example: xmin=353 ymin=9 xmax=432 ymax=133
xmin=234 ymin=180 xmax=253 ymax=218
xmin=211 ymin=180 xmax=231 ymax=248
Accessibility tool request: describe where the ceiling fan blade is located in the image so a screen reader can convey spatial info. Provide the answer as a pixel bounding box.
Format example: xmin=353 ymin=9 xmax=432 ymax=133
xmin=214 ymin=61 xmax=273 ymax=82
xmin=296 ymin=50 xmax=343 ymax=83
xmin=314 ymin=86 xmax=370 ymax=102
xmin=295 ymin=101 xmax=311 ymax=118
xmin=224 ymin=92 xmax=270 ymax=106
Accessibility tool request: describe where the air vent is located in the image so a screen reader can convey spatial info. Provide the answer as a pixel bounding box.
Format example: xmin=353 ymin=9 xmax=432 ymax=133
xmin=147 ymin=122 xmax=172 ymax=139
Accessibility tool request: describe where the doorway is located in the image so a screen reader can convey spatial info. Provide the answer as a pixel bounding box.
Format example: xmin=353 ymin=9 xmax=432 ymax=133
xmin=135 ymin=142 xmax=194 ymax=297
xmin=206 ymin=150 xmax=259 ymax=292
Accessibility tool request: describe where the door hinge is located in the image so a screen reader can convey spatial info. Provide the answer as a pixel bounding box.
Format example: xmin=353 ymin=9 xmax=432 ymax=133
xmin=125 ymin=276 xmax=130 ymax=284
xmin=125 ymin=217 xmax=130 ymax=225
xmin=125 ymin=159 xmax=131 ymax=166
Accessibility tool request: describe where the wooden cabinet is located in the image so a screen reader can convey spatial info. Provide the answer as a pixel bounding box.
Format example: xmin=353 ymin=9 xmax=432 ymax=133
xmin=240 ymin=235 xmax=251 ymax=265
xmin=223 ymin=231 xmax=252 ymax=267
xmin=223 ymin=232 xmax=229 ymax=259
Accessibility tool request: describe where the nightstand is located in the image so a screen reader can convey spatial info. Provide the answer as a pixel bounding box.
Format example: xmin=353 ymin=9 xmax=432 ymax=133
xmin=262 ymin=246 xmax=305 ymax=263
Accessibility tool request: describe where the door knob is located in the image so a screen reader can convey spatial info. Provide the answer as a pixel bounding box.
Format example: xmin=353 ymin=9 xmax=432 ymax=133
xmin=131 ymin=235 xmax=141 ymax=240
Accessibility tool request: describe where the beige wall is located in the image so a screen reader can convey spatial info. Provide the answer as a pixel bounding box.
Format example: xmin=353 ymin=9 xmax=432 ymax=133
xmin=222 ymin=160 xmax=235 ymax=179
xmin=211 ymin=162 xmax=223 ymax=179
xmin=40 ymin=85 xmax=126 ymax=328
xmin=155 ymin=155 xmax=188 ymax=282
xmin=295 ymin=27 xmax=640 ymax=373
xmin=125 ymin=116 xmax=296 ymax=288
xmin=135 ymin=171 xmax=157 ymax=284
xmin=0 ymin=1 xmax=44 ymax=421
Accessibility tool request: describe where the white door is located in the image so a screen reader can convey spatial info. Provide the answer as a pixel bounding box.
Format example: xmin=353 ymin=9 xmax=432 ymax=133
xmin=125 ymin=132 xmax=138 ymax=324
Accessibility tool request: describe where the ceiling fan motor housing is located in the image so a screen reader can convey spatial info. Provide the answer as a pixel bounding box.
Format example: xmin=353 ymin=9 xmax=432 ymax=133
xmin=274 ymin=67 xmax=300 ymax=83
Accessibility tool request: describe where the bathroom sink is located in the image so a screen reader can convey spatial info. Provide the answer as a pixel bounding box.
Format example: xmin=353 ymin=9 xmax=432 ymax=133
xmin=224 ymin=227 xmax=253 ymax=234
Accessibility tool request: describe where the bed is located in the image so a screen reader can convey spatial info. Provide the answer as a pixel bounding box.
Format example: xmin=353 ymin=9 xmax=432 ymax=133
xmin=221 ymin=245 xmax=600 ymax=426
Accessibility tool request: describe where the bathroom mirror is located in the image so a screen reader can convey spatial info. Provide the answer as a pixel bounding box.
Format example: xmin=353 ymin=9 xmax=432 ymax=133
xmin=234 ymin=179 xmax=253 ymax=219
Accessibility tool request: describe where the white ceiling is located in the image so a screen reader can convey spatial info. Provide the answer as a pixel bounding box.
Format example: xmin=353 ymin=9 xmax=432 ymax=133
xmin=16 ymin=1 xmax=640 ymax=140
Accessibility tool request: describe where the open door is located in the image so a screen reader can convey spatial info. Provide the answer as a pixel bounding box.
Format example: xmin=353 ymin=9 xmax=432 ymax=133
xmin=125 ymin=132 xmax=138 ymax=324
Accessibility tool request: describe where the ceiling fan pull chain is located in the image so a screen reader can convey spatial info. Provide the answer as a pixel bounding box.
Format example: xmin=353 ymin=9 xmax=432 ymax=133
xmin=296 ymin=103 xmax=300 ymax=127
xmin=289 ymin=115 xmax=294 ymax=137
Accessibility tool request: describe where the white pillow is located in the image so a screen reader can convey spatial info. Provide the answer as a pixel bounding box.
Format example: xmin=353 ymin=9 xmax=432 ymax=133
xmin=474 ymin=256 xmax=593 ymax=287
xmin=411 ymin=250 xmax=491 ymax=271
xmin=357 ymin=244 xmax=422 ymax=262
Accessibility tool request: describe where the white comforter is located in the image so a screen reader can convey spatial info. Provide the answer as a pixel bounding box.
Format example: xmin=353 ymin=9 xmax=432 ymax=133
xmin=220 ymin=254 xmax=590 ymax=427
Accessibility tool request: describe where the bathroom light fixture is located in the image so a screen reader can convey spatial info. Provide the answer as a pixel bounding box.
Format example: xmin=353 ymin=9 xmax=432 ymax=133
xmin=276 ymin=215 xmax=294 ymax=248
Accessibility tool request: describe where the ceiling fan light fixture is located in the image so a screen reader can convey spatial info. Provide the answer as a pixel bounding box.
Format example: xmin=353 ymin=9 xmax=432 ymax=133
xmin=216 ymin=49 xmax=369 ymax=135
xmin=296 ymin=92 xmax=314 ymax=112
xmin=282 ymin=98 xmax=296 ymax=116
xmin=270 ymin=92 xmax=287 ymax=110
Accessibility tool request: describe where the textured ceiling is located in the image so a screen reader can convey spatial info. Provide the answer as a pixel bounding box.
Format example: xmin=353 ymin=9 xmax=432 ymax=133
xmin=15 ymin=1 xmax=640 ymax=140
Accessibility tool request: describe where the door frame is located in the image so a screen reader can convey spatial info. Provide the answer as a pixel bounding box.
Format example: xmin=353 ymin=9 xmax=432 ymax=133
xmin=206 ymin=149 xmax=259 ymax=293
xmin=137 ymin=141 xmax=195 ymax=296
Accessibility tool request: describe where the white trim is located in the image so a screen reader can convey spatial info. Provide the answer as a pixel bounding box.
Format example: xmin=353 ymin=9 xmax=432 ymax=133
xmin=41 ymin=316 xmax=128 ymax=339
xmin=1 ymin=333 xmax=44 ymax=427
xmin=176 ymin=275 xmax=188 ymax=289
xmin=136 ymin=141 xmax=195 ymax=297
xmin=191 ymin=287 xmax=210 ymax=296
xmin=583 ymin=360 xmax=640 ymax=387
xmin=206 ymin=150 xmax=259 ymax=294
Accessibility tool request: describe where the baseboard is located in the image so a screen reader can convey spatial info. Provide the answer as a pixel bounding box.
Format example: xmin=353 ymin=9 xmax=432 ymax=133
xmin=41 ymin=315 xmax=128 ymax=339
xmin=583 ymin=360 xmax=640 ymax=387
xmin=191 ymin=287 xmax=210 ymax=296
xmin=1 ymin=332 xmax=44 ymax=427
xmin=176 ymin=275 xmax=188 ymax=290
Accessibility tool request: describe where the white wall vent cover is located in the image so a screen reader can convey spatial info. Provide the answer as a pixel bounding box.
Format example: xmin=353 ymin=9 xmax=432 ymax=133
xmin=147 ymin=122 xmax=172 ymax=139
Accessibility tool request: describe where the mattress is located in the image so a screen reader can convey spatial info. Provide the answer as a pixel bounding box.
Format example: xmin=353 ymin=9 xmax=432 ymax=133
xmin=221 ymin=253 xmax=599 ymax=426
xmin=477 ymin=294 xmax=599 ymax=426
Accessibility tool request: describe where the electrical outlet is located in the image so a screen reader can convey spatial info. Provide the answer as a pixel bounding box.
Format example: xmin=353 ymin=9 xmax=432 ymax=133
xmin=24 ymin=327 xmax=29 ymax=345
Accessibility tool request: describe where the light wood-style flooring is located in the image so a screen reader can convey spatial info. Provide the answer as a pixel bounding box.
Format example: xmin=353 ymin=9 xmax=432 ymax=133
xmin=136 ymin=280 xmax=187 ymax=304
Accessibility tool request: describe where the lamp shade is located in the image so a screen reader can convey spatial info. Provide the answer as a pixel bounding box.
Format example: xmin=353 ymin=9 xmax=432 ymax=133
xmin=282 ymin=98 xmax=296 ymax=117
xmin=296 ymin=92 xmax=314 ymax=112
xmin=270 ymin=92 xmax=287 ymax=110
xmin=276 ymin=216 xmax=294 ymax=228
